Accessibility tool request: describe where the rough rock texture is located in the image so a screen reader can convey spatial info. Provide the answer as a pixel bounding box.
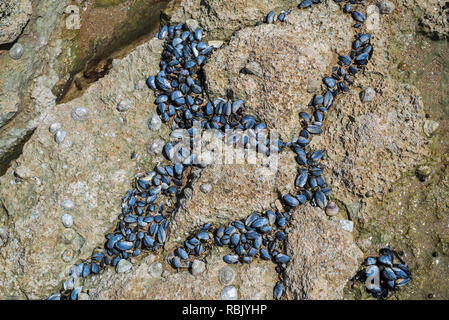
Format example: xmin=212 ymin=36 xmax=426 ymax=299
xmin=0 ymin=0 xmax=32 ymax=45
xmin=91 ymin=249 xmax=277 ymax=300
xmin=173 ymin=148 xmax=297 ymax=236
xmin=417 ymin=0 xmax=449 ymax=39
xmin=168 ymin=0 xmax=298 ymax=40
xmin=204 ymin=2 xmax=354 ymax=140
xmin=0 ymin=38 xmax=167 ymax=299
xmin=284 ymin=204 xmax=363 ymax=300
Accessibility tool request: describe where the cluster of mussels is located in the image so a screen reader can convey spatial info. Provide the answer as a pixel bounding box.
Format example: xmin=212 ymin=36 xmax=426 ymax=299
xmin=358 ymin=247 xmax=412 ymax=299
xmin=49 ymin=0 xmax=410 ymax=301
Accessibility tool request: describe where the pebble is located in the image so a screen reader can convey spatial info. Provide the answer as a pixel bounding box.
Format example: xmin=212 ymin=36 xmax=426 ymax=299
xmin=54 ymin=129 xmax=67 ymax=144
xmin=325 ymin=201 xmax=339 ymax=216
xmin=148 ymin=262 xmax=163 ymax=278
xmin=243 ymin=61 xmax=263 ymax=77
xmin=377 ymin=1 xmax=395 ymax=14
xmin=49 ymin=122 xmax=62 ymax=134
xmin=116 ymin=259 xmax=133 ymax=273
xmin=62 ymin=228 xmax=76 ymax=244
xmin=220 ymin=286 xmax=238 ymax=300
xmin=423 ymin=120 xmax=439 ymax=137
xmin=148 ymin=113 xmax=162 ymax=131
xmin=146 ymin=139 xmax=164 ymax=155
xmin=190 ymin=260 xmax=206 ymax=275
xmin=9 ymin=43 xmax=24 ymax=60
xmin=71 ymin=106 xmax=90 ymax=121
xmin=200 ymin=183 xmax=212 ymax=193
xmin=61 ymin=200 xmax=75 ymax=210
xmin=219 ymin=267 xmax=235 ymax=285
xmin=360 ymin=87 xmax=376 ymax=102
xmin=15 ymin=165 xmax=31 ymax=179
xmin=117 ymin=99 xmax=132 ymax=112
xmin=61 ymin=249 xmax=75 ymax=262
xmin=306 ymin=79 xmax=322 ymax=93
xmin=340 ymin=220 xmax=354 ymax=232
xmin=61 ymin=213 xmax=74 ymax=228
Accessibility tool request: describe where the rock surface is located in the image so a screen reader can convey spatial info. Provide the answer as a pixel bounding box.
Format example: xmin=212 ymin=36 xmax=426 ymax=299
xmin=0 ymin=38 xmax=167 ymax=299
xmin=284 ymin=205 xmax=362 ymax=299
xmin=0 ymin=0 xmax=32 ymax=45
xmin=417 ymin=0 xmax=449 ymax=39
xmin=0 ymin=0 xmax=433 ymax=300
xmin=204 ymin=2 xmax=354 ymax=140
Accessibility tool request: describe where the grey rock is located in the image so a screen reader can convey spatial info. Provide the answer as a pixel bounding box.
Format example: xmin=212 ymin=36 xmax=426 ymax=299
xmin=360 ymin=87 xmax=376 ymax=103
xmin=61 ymin=213 xmax=73 ymax=228
xmin=9 ymin=43 xmax=24 ymax=60
xmin=71 ymin=107 xmax=90 ymax=122
xmin=220 ymin=286 xmax=238 ymax=300
xmin=116 ymin=259 xmax=133 ymax=273
xmin=148 ymin=262 xmax=163 ymax=278
xmin=377 ymin=1 xmax=395 ymax=14
xmin=148 ymin=113 xmax=162 ymax=131
xmin=190 ymin=260 xmax=206 ymax=275
xmin=416 ymin=165 xmax=432 ymax=180
xmin=219 ymin=266 xmax=235 ymax=285
xmin=54 ymin=129 xmax=67 ymax=144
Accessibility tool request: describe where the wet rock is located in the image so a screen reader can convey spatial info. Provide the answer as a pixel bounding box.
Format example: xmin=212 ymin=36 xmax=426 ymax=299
xmin=0 ymin=1 xmax=32 ymax=45
xmin=284 ymin=205 xmax=362 ymax=299
xmin=221 ymin=286 xmax=238 ymax=300
xmin=377 ymin=1 xmax=395 ymax=14
xmin=360 ymin=87 xmax=376 ymax=103
xmin=9 ymin=43 xmax=24 ymax=60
